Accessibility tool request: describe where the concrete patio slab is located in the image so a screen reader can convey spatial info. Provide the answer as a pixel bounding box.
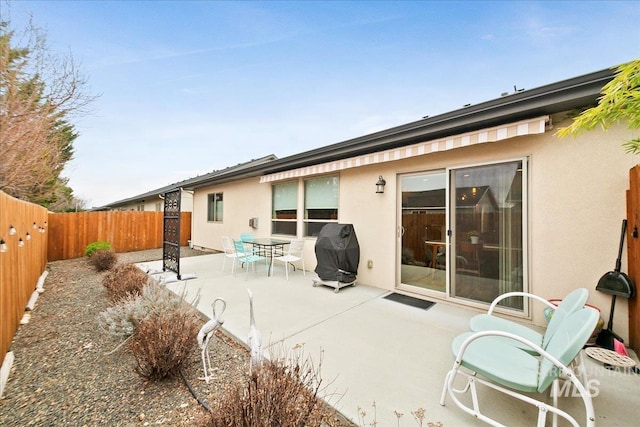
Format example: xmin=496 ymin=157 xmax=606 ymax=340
xmin=140 ymin=253 xmax=638 ymax=426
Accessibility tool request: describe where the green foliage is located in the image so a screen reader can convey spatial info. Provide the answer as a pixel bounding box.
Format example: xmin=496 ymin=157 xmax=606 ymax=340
xmin=85 ymin=241 xmax=112 ymax=257
xmin=556 ymin=59 xmax=640 ymax=154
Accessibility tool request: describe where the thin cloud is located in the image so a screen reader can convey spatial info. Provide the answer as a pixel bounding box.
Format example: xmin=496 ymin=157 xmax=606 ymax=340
xmin=91 ymin=33 xmax=300 ymax=69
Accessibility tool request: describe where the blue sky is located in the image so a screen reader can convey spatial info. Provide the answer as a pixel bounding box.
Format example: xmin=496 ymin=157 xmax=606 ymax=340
xmin=5 ymin=1 xmax=639 ymax=207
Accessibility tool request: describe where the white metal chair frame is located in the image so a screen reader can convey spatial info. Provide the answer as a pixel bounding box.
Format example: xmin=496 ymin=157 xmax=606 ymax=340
xmin=440 ymin=307 xmax=598 ymax=427
xmin=470 ymin=288 xmax=589 ymax=352
xmin=221 ymin=236 xmax=238 ymax=274
xmin=274 ymin=239 xmax=305 ymax=280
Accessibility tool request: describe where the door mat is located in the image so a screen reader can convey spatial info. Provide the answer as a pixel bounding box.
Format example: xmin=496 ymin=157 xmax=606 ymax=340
xmin=383 ymin=293 xmax=435 ymax=310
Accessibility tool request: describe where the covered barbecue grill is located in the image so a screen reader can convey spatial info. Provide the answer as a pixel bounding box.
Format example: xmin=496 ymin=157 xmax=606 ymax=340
xmin=313 ymin=223 xmax=360 ymax=293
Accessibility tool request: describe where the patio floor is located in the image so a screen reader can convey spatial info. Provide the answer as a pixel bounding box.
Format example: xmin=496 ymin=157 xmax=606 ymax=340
xmin=139 ymin=253 xmax=638 ymax=426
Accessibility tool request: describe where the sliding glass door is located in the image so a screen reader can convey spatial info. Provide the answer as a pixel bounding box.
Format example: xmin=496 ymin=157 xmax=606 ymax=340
xmin=450 ymin=161 xmax=525 ymax=308
xmin=399 ymin=171 xmax=447 ymax=294
xmin=398 ymin=159 xmax=527 ymax=309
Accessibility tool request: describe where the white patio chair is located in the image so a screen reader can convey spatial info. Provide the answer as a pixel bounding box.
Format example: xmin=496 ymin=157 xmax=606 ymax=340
xmin=440 ymin=307 xmax=599 ymax=427
xmin=274 ymin=239 xmax=305 ymax=280
xmin=221 ymin=236 xmax=238 ymax=274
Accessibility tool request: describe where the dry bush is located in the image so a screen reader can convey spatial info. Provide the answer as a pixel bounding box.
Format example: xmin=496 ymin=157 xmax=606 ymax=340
xmin=129 ymin=309 xmax=200 ymax=380
xmin=99 ymin=281 xmax=199 ymax=337
xmin=201 ymin=348 xmax=338 ymax=427
xmin=102 ymin=263 xmax=149 ymax=302
xmin=90 ymin=250 xmax=118 ymax=272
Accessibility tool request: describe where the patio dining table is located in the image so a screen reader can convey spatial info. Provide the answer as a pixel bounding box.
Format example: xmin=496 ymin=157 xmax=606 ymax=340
xmin=242 ymin=237 xmax=290 ymax=276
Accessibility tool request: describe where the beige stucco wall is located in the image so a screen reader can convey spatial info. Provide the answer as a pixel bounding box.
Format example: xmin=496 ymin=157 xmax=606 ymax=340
xmin=191 ymin=178 xmax=273 ymax=251
xmin=192 ymin=116 xmax=638 ymax=340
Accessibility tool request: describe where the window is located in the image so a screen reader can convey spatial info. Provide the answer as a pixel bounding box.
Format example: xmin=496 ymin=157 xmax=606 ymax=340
xmin=272 ymin=181 xmax=297 ymax=236
xmin=155 ymin=202 xmax=162 ymax=212
xmin=304 ymin=175 xmax=339 ymax=236
xmin=207 ymin=193 xmax=223 ymax=222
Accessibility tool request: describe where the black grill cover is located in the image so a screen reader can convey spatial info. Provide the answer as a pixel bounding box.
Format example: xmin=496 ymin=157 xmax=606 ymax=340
xmin=314 ymin=224 xmax=360 ymax=282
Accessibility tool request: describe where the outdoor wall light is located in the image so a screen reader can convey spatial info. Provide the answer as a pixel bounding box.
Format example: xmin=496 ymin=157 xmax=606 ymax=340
xmin=9 ymin=225 xmax=16 ymax=235
xmin=33 ymin=222 xmax=38 ymax=229
xmin=26 ymin=232 xmax=31 ymax=240
xmin=375 ymin=175 xmax=386 ymax=194
xmin=0 ymin=239 xmax=7 ymax=252
xmin=18 ymin=238 xmax=24 ymax=248
xmin=39 ymin=227 xmax=45 ymax=234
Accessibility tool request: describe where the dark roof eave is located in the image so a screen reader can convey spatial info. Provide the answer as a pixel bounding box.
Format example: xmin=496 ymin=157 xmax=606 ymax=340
xmin=187 ymin=67 xmax=614 ymax=189
xmin=103 ymin=155 xmax=278 ymax=206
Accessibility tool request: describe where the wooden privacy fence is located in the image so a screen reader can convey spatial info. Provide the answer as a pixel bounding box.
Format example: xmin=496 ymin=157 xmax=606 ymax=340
xmin=0 ymin=191 xmax=49 ymax=365
xmin=47 ymin=211 xmax=192 ymax=261
xmin=627 ymin=164 xmax=640 ymax=353
xmin=2 ymin=202 xmax=191 ymax=369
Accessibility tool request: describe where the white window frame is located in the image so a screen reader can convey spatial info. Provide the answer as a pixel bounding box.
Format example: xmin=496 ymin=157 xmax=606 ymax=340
xmin=271 ymin=180 xmax=298 ymax=236
xmin=303 ymin=174 xmax=339 ymax=237
xmin=207 ymin=192 xmax=223 ymax=222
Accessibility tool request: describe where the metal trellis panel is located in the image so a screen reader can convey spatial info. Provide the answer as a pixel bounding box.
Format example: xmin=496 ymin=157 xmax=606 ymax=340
xmin=162 ymin=189 xmax=181 ymax=279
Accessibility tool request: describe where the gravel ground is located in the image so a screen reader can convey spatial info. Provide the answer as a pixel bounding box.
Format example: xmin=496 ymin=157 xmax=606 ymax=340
xmin=0 ymin=248 xmax=354 ymax=426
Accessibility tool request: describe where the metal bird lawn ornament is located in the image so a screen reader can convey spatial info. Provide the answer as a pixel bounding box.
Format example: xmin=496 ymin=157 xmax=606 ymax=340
xmin=197 ymin=297 xmax=226 ymax=383
xmin=247 ymin=289 xmax=263 ymax=372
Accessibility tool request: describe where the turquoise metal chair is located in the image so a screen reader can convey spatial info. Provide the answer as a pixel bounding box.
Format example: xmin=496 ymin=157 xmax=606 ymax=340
xmin=469 ymin=288 xmax=589 ymax=352
xmin=233 ymin=239 xmax=263 ymax=280
xmin=440 ymin=307 xmax=599 ymax=427
xmin=239 ymin=232 xmax=263 ymax=258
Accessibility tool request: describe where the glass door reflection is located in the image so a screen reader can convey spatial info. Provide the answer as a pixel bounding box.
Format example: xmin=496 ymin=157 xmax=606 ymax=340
xmin=450 ymin=161 xmax=524 ymax=308
xmin=400 ymin=171 xmax=446 ymax=293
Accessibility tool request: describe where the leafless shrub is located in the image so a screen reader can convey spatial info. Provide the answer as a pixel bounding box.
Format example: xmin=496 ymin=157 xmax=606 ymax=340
xmin=99 ymin=281 xmax=198 ymax=337
xmin=200 ymin=346 xmax=340 ymax=427
xmin=359 ymin=402 xmax=442 ymax=427
xmin=89 ymin=249 xmax=118 ymax=272
xmin=101 ymin=263 xmax=149 ymax=302
xmin=129 ymin=309 xmax=200 ymax=380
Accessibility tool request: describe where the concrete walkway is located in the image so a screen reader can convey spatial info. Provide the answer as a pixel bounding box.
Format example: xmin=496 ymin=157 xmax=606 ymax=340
xmin=139 ymin=253 xmax=638 ymax=426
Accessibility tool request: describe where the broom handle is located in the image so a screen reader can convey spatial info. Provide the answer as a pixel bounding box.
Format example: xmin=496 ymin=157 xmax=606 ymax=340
xmin=607 ymin=294 xmax=617 ymax=330
xmin=615 ymin=219 xmax=627 ymax=272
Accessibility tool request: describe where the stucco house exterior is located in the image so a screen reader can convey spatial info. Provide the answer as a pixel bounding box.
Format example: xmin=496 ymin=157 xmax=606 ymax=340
xmin=182 ymin=65 xmax=638 ymax=341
